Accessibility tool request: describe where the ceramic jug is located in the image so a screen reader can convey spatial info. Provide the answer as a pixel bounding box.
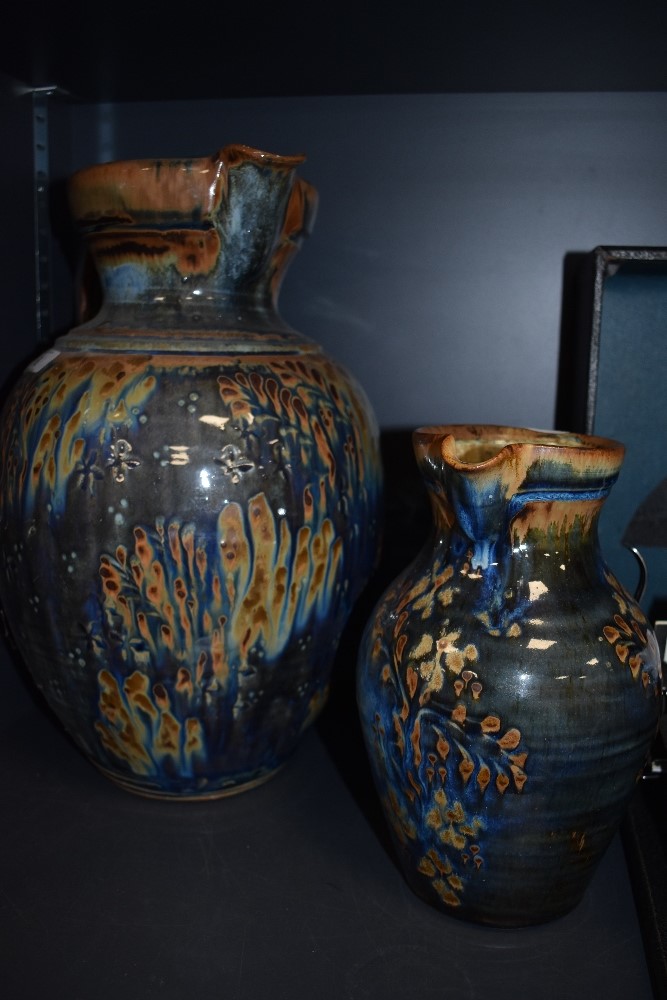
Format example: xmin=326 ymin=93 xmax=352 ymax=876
xmin=357 ymin=424 xmax=660 ymax=925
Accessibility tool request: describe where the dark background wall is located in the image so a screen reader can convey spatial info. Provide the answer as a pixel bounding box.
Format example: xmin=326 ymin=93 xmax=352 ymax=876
xmin=40 ymin=90 xmax=665 ymax=433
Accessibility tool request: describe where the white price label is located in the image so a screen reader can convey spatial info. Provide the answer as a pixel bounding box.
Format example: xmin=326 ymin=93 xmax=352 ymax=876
xmin=27 ymin=348 xmax=60 ymax=373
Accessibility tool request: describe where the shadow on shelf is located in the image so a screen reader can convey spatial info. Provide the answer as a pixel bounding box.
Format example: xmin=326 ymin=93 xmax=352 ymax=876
xmin=316 ymin=427 xmax=431 ymax=861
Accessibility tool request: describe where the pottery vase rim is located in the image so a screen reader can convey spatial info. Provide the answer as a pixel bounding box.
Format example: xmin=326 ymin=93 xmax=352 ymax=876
xmin=414 ymin=423 xmax=625 ymax=475
xmin=68 ymin=143 xmax=316 ymax=232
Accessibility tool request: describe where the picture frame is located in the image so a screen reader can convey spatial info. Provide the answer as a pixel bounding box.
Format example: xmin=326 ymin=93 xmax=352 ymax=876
xmin=576 ymin=246 xmax=667 ymax=622
xmin=571 ymin=246 xmax=667 ymax=1000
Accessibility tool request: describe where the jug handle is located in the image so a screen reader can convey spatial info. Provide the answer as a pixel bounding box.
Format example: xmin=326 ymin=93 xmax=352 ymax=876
xmin=630 ymin=545 xmax=667 ymax=781
xmin=628 ymin=546 xmax=648 ymax=605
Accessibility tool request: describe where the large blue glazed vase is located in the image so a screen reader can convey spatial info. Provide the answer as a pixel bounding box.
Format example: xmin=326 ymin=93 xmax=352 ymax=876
xmin=0 ymin=144 xmax=382 ymax=799
xmin=357 ymin=425 xmax=661 ymax=926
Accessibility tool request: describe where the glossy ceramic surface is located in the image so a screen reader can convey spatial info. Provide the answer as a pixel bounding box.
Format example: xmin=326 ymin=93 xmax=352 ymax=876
xmin=357 ymin=424 xmax=661 ymax=925
xmin=0 ymin=145 xmax=382 ymax=799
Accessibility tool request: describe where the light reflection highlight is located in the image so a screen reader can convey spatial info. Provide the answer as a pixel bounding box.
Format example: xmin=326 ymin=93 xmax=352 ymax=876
xmin=169 ymin=445 xmax=189 ymax=466
xmin=527 ymin=638 xmax=556 ymax=650
xmin=199 ymin=414 xmax=231 ymax=430
xmin=528 ymin=580 xmax=548 ymax=601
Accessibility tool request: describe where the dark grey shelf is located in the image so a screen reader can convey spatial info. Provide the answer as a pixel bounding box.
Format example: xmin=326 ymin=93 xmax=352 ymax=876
xmin=0 ymin=629 xmax=657 ymax=1000
xmin=2 ymin=0 xmax=666 ymax=101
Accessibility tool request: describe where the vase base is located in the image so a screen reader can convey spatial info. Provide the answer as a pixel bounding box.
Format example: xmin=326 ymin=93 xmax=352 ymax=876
xmin=93 ymin=762 xmax=286 ymax=801
xmin=405 ymin=874 xmax=585 ymax=928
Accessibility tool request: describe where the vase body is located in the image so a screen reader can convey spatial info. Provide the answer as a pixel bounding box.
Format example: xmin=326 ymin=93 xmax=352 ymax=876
xmin=357 ymin=425 xmax=661 ymax=926
xmin=0 ymin=145 xmax=382 ymax=799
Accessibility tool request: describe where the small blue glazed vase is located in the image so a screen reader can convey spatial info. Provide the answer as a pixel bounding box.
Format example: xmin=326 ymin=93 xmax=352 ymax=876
xmin=357 ymin=425 xmax=661 ymax=926
xmin=0 ymin=144 xmax=382 ymax=799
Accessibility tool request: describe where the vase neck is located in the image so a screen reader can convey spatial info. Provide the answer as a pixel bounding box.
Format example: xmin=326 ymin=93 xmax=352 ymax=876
xmin=66 ymin=145 xmax=318 ymax=348
xmin=77 ymin=232 xmax=293 ymax=334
